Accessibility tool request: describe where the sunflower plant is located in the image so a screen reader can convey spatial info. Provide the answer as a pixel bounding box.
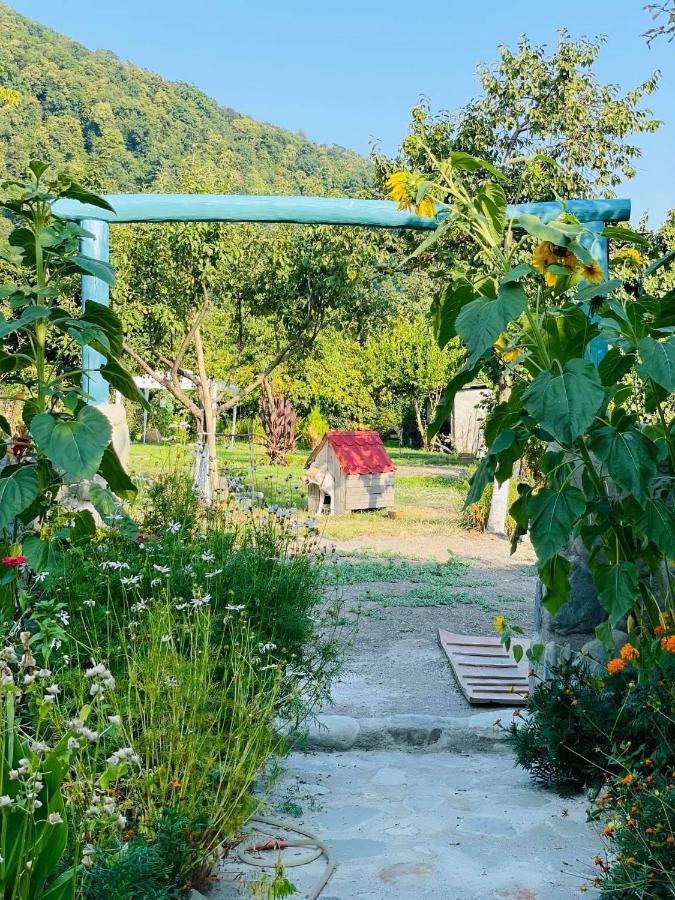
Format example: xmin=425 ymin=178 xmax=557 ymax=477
xmin=386 ymin=152 xmax=674 ymax=650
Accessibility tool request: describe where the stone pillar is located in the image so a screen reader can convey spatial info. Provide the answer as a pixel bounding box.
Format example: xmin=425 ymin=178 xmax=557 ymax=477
xmin=532 ymin=539 xmax=626 ymax=680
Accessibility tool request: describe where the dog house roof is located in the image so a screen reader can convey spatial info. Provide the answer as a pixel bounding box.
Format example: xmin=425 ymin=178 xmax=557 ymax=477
xmin=307 ymin=431 xmax=395 ymax=476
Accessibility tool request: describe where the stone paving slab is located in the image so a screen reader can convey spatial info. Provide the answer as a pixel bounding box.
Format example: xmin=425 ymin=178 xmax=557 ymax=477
xmin=212 ymin=750 xmax=600 ymax=900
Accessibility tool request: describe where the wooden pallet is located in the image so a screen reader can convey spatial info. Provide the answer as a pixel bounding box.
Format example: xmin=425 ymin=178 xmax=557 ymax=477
xmin=438 ymin=629 xmax=530 ymax=706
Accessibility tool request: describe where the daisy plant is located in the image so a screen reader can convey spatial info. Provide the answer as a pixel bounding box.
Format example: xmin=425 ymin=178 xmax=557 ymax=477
xmin=387 ymin=152 xmax=674 ymax=656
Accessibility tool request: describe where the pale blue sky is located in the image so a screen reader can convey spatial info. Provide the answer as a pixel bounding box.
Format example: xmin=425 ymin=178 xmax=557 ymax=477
xmin=8 ymin=0 xmax=675 ymax=225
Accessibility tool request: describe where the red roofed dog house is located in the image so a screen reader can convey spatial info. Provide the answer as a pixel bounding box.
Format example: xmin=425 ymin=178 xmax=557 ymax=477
xmin=304 ymin=431 xmax=396 ymax=515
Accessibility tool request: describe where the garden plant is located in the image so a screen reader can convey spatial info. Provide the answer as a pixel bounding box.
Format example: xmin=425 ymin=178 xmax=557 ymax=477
xmin=0 ymin=164 xmax=344 ymax=897
xmin=386 ymin=151 xmax=674 ymax=896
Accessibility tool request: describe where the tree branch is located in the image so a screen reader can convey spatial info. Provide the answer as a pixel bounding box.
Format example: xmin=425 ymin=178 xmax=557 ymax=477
xmin=122 ymin=341 xmax=202 ymax=421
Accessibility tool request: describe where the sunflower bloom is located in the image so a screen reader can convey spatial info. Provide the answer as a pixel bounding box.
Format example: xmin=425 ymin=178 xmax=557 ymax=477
xmin=619 ymin=643 xmax=639 ymax=662
xmin=494 ymin=334 xmax=520 ymax=363
xmin=614 ymin=247 xmax=644 ymax=266
xmin=607 ymin=658 xmax=625 ymax=675
xmin=385 ymin=171 xmax=436 ymax=217
xmin=386 ymin=171 xmax=410 ymax=207
xmin=532 ymin=241 xmax=578 ymax=286
xmin=581 ymin=259 xmax=603 ymax=283
xmin=494 ymin=615 xmax=506 ymax=634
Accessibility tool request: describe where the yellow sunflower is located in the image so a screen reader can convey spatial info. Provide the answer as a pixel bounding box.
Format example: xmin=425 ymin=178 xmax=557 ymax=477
xmin=494 ymin=334 xmax=520 ymax=363
xmin=614 ymin=247 xmax=645 ymax=267
xmin=531 ymin=241 xmax=578 ymax=287
xmin=386 ymin=171 xmax=410 ymax=207
xmin=385 ymin=170 xmax=436 ymax=218
xmin=581 ymin=259 xmax=603 ymax=283
xmin=494 ymin=615 xmax=506 ymax=635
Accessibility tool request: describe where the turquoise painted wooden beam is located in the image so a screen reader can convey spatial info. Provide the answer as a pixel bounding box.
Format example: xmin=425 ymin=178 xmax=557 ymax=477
xmin=80 ymin=218 xmax=111 ymax=405
xmin=53 ymin=194 xmax=631 ymax=228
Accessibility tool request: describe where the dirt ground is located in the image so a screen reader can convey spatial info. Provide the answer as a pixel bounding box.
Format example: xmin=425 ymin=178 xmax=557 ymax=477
xmin=322 ymin=532 xmax=537 ymax=720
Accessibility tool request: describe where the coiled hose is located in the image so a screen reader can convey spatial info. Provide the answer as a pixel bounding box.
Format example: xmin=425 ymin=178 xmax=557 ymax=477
xmin=238 ymin=815 xmax=336 ymax=900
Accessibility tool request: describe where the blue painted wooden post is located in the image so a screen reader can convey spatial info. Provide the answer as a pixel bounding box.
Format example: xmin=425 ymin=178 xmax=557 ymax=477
xmin=80 ymin=219 xmax=110 ymax=405
xmin=583 ymin=221 xmax=610 ymax=366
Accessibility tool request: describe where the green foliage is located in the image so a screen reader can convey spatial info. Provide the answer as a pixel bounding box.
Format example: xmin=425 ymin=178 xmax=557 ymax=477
xmin=364 ymin=315 xmax=464 ymax=446
xmin=78 ymin=808 xmax=192 ymax=900
xmin=508 ymin=653 xmax=674 ymax=788
xmin=376 ymin=33 xmax=660 ymax=203
xmin=0 ymin=4 xmax=371 ymax=197
xmin=389 ymin=149 xmax=674 ymax=641
xmin=0 ymin=163 xmax=143 ymax=616
xmin=301 ymin=405 xmax=328 ymax=448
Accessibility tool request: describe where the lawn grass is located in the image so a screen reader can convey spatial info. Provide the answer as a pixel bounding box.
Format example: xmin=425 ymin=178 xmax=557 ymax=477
xmin=128 ymin=440 xmax=471 ymax=540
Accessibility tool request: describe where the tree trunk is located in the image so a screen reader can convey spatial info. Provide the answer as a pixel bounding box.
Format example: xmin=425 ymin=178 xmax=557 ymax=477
xmin=413 ymin=399 xmax=429 ymax=451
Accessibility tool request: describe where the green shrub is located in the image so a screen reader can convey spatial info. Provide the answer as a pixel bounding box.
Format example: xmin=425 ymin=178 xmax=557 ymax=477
xmin=508 ymin=654 xmax=674 ymax=788
xmin=78 ymin=807 xmax=192 ymax=899
xmin=301 ymin=404 xmax=328 ymax=448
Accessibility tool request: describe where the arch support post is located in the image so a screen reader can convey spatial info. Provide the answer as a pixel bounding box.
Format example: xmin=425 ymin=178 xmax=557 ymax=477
xmin=80 ymin=218 xmax=110 ymax=405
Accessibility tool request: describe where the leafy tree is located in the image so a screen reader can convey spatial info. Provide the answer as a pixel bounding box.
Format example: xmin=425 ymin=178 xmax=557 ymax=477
xmin=365 ymin=316 xmax=464 ymax=448
xmin=0 ymin=3 xmax=372 ymax=195
xmin=375 ymin=33 xmax=661 ymax=203
xmin=644 ymin=1 xmax=675 ymax=44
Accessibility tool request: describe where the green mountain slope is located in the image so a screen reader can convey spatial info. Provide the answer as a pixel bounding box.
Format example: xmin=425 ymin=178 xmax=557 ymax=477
xmin=0 ymin=2 xmax=372 ymax=195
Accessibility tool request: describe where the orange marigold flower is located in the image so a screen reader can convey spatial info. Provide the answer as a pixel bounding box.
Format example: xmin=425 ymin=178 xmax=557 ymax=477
xmin=644 ymin=759 xmax=653 ymax=767
xmin=168 ymin=780 xmax=182 ymax=790
xmin=593 ymin=856 xmax=604 ymax=866
xmin=602 ymin=825 xmax=615 ymax=837
xmin=625 ymin=857 xmax=636 ymax=865
xmin=654 ymin=625 xmax=665 ymax=636
xmin=620 ymin=643 xmax=639 ymax=662
xmin=626 ymin=817 xmax=637 ymax=827
xmin=646 ymin=775 xmax=654 ymax=784
xmin=666 ymin=835 xmax=674 ymax=845
xmin=607 ymin=658 xmax=625 ymax=675
xmin=620 ymin=774 xmax=634 ymax=786
xmin=660 ymin=635 xmax=675 ymax=653
xmin=645 ymin=827 xmax=654 ymax=835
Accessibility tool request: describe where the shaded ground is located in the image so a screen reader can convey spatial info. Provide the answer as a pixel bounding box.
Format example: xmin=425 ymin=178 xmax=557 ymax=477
xmin=215 ymin=751 xmax=599 ymax=899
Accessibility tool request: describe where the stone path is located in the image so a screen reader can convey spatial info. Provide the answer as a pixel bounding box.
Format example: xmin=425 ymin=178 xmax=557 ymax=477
xmin=209 ymin=534 xmax=601 ymax=899
xmin=216 ymin=751 xmax=599 ymax=899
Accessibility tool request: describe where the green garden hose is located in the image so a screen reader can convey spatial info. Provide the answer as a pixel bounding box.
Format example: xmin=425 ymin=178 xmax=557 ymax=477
xmin=238 ymin=815 xmax=336 ymax=900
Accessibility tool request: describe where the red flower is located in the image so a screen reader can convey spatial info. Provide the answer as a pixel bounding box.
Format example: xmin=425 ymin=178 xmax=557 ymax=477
xmin=1 ymin=555 xmax=26 ymax=567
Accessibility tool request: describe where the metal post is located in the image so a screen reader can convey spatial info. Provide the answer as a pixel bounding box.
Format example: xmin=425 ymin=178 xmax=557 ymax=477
xmin=80 ymin=219 xmax=110 ymax=405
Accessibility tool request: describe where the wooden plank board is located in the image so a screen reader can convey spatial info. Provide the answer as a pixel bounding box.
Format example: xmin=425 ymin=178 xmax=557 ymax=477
xmin=438 ymin=628 xmax=530 ymax=706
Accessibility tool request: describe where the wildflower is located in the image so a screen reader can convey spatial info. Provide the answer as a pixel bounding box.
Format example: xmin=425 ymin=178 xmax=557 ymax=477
xmin=0 ymin=796 xmax=12 ymax=807
xmin=190 ymin=593 xmax=212 ymax=608
xmin=385 ymin=170 xmax=436 ymax=217
xmin=165 ymin=676 xmax=177 ymax=687
xmin=620 ymin=773 xmax=634 ymax=786
xmin=45 ymin=684 xmax=60 ymax=697
xmin=493 ymin=615 xmax=506 ymax=635
xmin=225 ymin=604 xmax=246 ymax=612
xmin=81 ymin=845 xmax=95 ymax=867
xmin=108 ymin=715 xmax=122 ymax=726
xmin=205 ymin=569 xmax=224 ymax=578
xmin=161 ymin=634 xmax=171 ymax=643
xmin=67 ymin=738 xmax=80 ymax=751
xmin=120 ymin=575 xmax=142 ymax=586
xmin=168 ymin=780 xmax=182 ymax=790
xmin=494 ymin=334 xmax=520 ymax=363
xmin=152 ymin=564 xmax=171 ymax=574
xmin=619 ymin=643 xmax=639 ymax=662
xmin=56 ymin=611 xmax=69 ymax=626
xmin=654 ymin=625 xmax=665 ymax=635
xmin=31 ymin=741 xmax=48 ymax=755
xmin=607 ymin=658 xmax=625 ymax=675
xmin=201 ymin=551 xmax=215 ymax=562
xmin=106 ymin=747 xmax=141 ymax=767
xmin=602 ymin=825 xmax=614 ymax=837
xmin=49 ymin=638 xmax=62 ymax=651
xmin=83 ymin=599 xmax=96 ymax=607
xmin=625 ymin=856 xmax=636 ymax=865
xmin=8 ymin=770 xmax=19 ymax=780
xmin=660 ymin=635 xmax=675 ymax=653
xmin=166 ymin=522 xmax=181 ymax=534
xmin=48 ymin=812 xmax=63 ymax=825
xmin=99 ymin=561 xmax=130 ymax=571
xmin=151 ymin=578 xmax=161 ymax=586
xmin=1 ymin=554 xmax=26 ymax=567
xmin=614 ymin=247 xmax=644 ymax=266
xmin=581 ymin=259 xmax=603 ymax=283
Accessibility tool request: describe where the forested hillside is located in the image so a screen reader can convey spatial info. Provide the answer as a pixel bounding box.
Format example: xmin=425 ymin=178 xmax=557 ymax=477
xmin=0 ymin=2 xmax=372 ymax=195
